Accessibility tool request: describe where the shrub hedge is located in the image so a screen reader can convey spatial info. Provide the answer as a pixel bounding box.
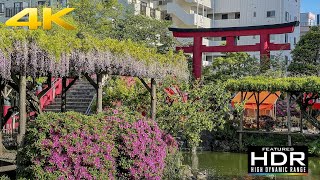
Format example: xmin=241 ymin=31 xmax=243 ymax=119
xmin=17 ymin=110 xmax=180 ymax=179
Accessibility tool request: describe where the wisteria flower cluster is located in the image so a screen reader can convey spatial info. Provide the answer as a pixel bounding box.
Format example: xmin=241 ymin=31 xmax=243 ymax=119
xmin=17 ymin=111 xmax=179 ymax=180
xmin=0 ymin=27 xmax=188 ymax=80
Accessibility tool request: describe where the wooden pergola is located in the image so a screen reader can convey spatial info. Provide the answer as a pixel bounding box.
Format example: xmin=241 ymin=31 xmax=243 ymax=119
xmin=226 ymin=76 xmax=320 ymax=149
xmin=0 ymin=28 xmax=189 ymax=158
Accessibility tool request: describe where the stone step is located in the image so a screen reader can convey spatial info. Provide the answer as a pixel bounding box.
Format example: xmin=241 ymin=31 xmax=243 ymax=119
xmin=45 ymin=105 xmax=89 ymax=109
xmin=47 ymin=102 xmax=91 ymax=107
xmin=65 ymin=92 xmax=95 ymax=95
xmin=44 ymin=80 xmax=95 ymax=114
xmin=51 ymin=98 xmax=93 ymax=103
xmin=43 ymin=109 xmax=87 ymax=113
xmin=67 ymin=90 xmax=95 ymax=94
xmin=53 ymin=95 xmax=94 ymax=99
xmin=69 ymin=85 xmax=95 ymax=89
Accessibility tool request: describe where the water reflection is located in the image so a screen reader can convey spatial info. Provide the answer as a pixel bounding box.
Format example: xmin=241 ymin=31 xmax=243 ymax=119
xmin=183 ymin=152 xmax=320 ymax=179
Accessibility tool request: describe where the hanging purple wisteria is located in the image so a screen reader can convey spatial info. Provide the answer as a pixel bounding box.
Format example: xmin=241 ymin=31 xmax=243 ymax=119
xmin=0 ymin=35 xmax=188 ymax=80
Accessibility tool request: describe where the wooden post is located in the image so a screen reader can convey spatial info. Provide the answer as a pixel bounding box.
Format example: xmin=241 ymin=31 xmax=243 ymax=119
xmin=61 ymin=77 xmax=67 ymax=112
xmin=97 ymin=74 xmax=103 ymax=113
xmin=300 ymin=113 xmax=303 ymax=133
xmin=0 ymin=132 xmax=3 ymax=155
xmin=239 ymin=91 xmax=244 ymax=150
xmin=256 ymin=92 xmax=260 ymax=130
xmin=151 ymin=78 xmax=156 ymax=120
xmin=47 ymin=74 xmax=52 ymax=88
xmin=17 ymin=74 xmax=27 ymax=145
xmin=287 ymin=93 xmax=292 ymax=146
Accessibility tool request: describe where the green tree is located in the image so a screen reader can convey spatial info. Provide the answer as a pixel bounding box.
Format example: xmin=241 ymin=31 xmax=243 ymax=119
xmin=68 ymin=1 xmax=175 ymax=51
xmin=68 ymin=0 xmax=119 ymax=36
xmin=203 ymin=52 xmax=260 ymax=83
xmin=109 ymin=13 xmax=175 ymax=53
xmin=157 ymin=81 xmax=230 ymax=151
xmin=288 ymin=26 xmax=320 ymax=76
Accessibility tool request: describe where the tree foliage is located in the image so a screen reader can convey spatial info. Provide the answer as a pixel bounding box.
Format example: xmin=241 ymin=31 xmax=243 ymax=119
xmin=157 ymin=81 xmax=230 ymax=148
xmin=68 ymin=0 xmax=120 ymax=35
xmin=203 ymin=52 xmax=260 ymax=83
xmin=68 ymin=0 xmax=175 ymax=52
xmin=109 ymin=13 xmax=175 ymax=53
xmin=288 ymin=26 xmax=320 ymax=76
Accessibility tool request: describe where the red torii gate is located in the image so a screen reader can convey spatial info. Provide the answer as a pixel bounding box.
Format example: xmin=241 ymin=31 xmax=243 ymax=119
xmin=169 ymin=21 xmax=299 ymax=79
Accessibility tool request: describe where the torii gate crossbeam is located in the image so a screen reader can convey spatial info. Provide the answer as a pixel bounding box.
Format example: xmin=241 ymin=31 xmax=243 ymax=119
xmin=169 ymin=21 xmax=299 ymax=79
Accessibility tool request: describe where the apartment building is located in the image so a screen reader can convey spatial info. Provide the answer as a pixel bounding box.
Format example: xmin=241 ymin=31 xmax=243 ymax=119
xmin=127 ymin=0 xmax=300 ymax=63
xmin=118 ymin=0 xmax=162 ymax=20
xmin=205 ymin=0 xmax=301 ymax=62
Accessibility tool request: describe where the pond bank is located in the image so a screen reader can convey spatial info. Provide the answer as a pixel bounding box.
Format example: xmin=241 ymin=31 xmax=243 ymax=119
xmin=182 ymin=152 xmax=320 ymax=179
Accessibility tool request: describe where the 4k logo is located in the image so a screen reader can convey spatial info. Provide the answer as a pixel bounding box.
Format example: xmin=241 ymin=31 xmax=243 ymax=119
xmin=5 ymin=8 xmax=75 ymax=30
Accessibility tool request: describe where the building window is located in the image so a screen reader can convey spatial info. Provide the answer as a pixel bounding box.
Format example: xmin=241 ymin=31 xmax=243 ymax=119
xmin=206 ymin=56 xmax=213 ymax=62
xmin=235 ymin=12 xmax=240 ymax=19
xmin=38 ymin=1 xmax=47 ymax=6
xmin=285 ymin=34 xmax=288 ymax=43
xmin=267 ymin=10 xmax=275 ymax=18
xmin=222 ymin=14 xmax=228 ymax=19
xmin=294 ymin=37 xmax=297 ymax=45
xmin=285 ymin=12 xmax=289 ymax=22
xmin=221 ymin=37 xmax=226 ymax=41
xmin=253 ymin=12 xmax=256 ymax=17
xmin=59 ymin=0 xmax=67 ymax=7
xmin=0 ymin=3 xmax=4 ymax=13
xmin=253 ymin=35 xmax=256 ymax=39
xmin=141 ymin=1 xmax=148 ymax=7
xmin=270 ymin=55 xmax=275 ymax=60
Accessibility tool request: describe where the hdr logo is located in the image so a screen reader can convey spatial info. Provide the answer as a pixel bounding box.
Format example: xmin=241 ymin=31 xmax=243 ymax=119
xmin=248 ymin=146 xmax=308 ymax=176
xmin=5 ymin=8 xmax=75 ymax=30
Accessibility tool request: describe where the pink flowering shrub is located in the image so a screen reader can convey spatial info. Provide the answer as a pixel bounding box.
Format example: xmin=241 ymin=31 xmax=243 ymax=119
xmin=17 ymin=112 xmax=117 ymax=179
xmin=17 ymin=111 xmax=180 ymax=179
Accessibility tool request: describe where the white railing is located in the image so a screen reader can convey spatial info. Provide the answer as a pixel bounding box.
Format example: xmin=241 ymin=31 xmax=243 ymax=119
xmin=2 ymin=112 xmax=18 ymax=136
xmin=185 ymin=0 xmax=212 ymax=8
xmin=166 ymin=2 xmax=211 ymax=27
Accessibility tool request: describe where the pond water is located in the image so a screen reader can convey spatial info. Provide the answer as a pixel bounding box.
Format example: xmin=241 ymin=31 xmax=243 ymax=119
xmin=183 ymin=152 xmax=320 ymax=179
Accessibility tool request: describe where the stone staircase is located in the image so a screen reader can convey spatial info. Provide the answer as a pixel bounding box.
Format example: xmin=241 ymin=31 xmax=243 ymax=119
xmin=44 ymin=80 xmax=96 ymax=114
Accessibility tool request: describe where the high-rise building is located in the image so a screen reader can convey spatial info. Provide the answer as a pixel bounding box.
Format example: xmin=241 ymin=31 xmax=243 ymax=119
xmin=300 ymin=12 xmax=316 ymax=36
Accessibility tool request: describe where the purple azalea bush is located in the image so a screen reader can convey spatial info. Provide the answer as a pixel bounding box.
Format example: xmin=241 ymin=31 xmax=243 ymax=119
xmin=17 ymin=111 xmax=179 ymax=179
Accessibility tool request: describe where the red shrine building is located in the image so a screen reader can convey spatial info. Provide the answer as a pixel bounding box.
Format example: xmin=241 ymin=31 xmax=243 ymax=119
xmin=169 ymin=21 xmax=299 ymax=79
